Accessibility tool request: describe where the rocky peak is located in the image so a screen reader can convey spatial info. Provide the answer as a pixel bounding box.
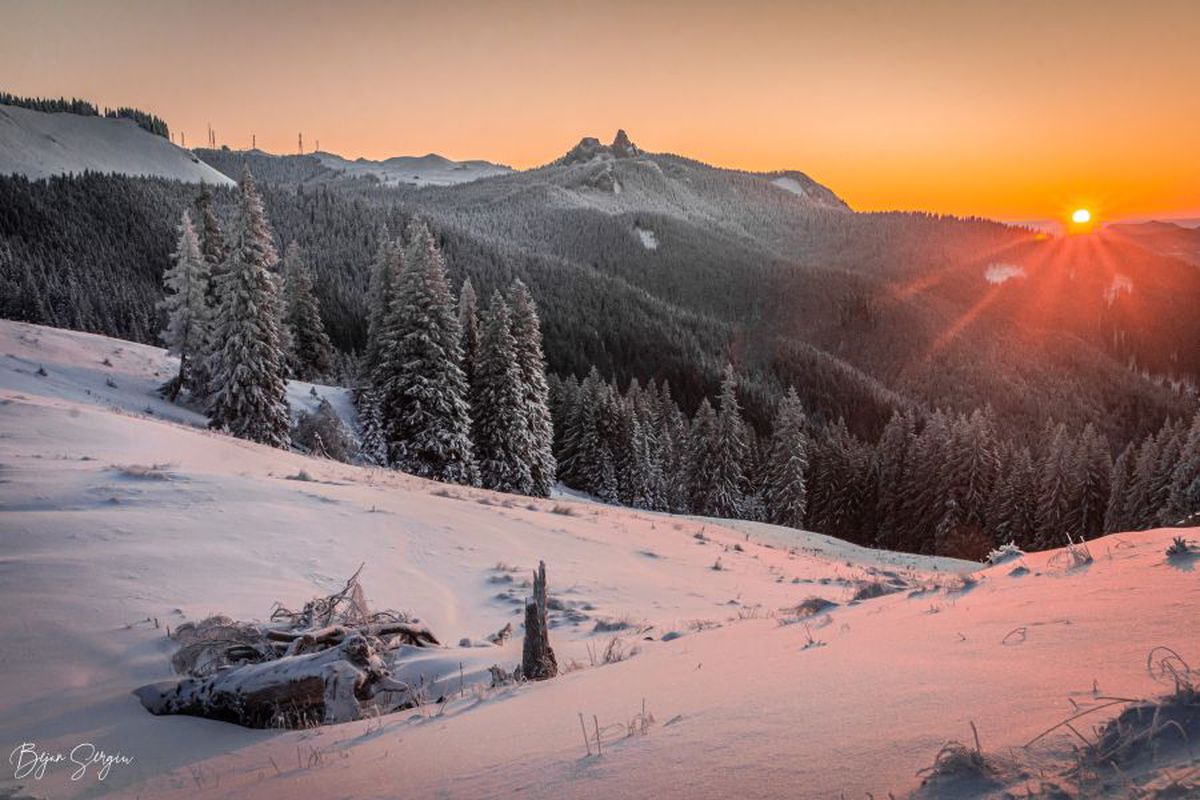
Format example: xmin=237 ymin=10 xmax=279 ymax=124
xmin=556 ymin=130 xmax=642 ymax=166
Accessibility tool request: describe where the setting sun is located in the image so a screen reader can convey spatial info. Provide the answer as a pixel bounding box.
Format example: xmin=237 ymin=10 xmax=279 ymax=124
xmin=1072 ymin=208 xmax=1092 ymax=224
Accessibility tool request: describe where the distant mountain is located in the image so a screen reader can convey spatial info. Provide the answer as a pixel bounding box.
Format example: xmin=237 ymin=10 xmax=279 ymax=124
xmin=195 ymin=146 xmax=511 ymax=188
xmin=0 ymin=103 xmax=232 ymax=185
xmin=1108 ymin=220 xmax=1200 ymax=266
xmin=313 ymin=151 xmax=511 ymax=187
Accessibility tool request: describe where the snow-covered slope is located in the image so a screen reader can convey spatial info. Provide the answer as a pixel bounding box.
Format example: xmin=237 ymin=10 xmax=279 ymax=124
xmin=312 ymin=151 xmax=511 ymax=187
xmin=0 ymin=104 xmax=233 ymax=185
xmin=1 ymin=319 xmax=1197 ymax=800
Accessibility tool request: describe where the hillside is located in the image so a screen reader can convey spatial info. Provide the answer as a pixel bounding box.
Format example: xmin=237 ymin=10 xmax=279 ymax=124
xmin=0 ymin=103 xmax=232 ymax=185
xmin=3 ymin=128 xmax=1199 ymax=450
xmin=2 ymin=319 xmax=1198 ymax=800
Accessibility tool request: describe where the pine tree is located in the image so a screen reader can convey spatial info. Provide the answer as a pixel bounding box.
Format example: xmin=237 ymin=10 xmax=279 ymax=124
xmin=708 ymin=365 xmax=748 ymax=518
xmin=1165 ymin=412 xmax=1200 ymax=525
xmin=158 ymin=209 xmax=210 ymax=400
xmin=1073 ymin=423 xmax=1112 ymax=539
xmin=763 ymin=387 xmax=809 ymax=528
xmin=1127 ymin=428 xmax=1168 ymax=529
xmin=509 ymin=280 xmax=556 ymax=497
xmin=206 ymin=169 xmax=291 ymax=447
xmin=874 ymin=410 xmax=916 ymax=549
xmin=377 ymin=220 xmax=477 ymax=483
xmin=281 ymin=241 xmax=334 ymax=381
xmin=991 ymin=445 xmax=1038 ymax=547
xmin=363 ymin=229 xmax=397 ymax=382
xmin=1149 ymin=419 xmax=1186 ymax=524
xmin=1034 ymin=422 xmax=1077 ymax=547
xmin=458 ymin=277 xmax=480 ymax=389
xmin=356 ymin=388 xmax=388 ymax=466
xmin=687 ymin=398 xmax=719 ymax=514
xmin=1104 ymin=441 xmax=1137 ymax=533
xmin=471 ymin=291 xmax=532 ymax=493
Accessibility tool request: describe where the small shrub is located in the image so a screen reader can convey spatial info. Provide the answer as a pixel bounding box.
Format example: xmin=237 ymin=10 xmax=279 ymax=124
xmin=550 ymin=504 xmax=577 ymax=516
xmin=1166 ymin=536 xmax=1196 ymax=558
xmin=292 ymin=399 xmax=354 ymax=463
xmin=985 ymin=542 xmax=1025 ymax=565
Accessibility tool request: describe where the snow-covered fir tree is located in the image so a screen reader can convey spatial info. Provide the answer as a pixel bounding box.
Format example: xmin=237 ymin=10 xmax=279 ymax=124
xmin=1072 ymin=422 xmax=1112 ymax=539
xmin=873 ymin=410 xmax=916 ymax=549
xmin=356 ymin=387 xmax=389 ymax=466
xmin=1034 ymin=422 xmax=1077 ymax=547
xmin=708 ymin=365 xmax=748 ymax=518
xmin=377 ymin=220 xmax=476 ymax=483
xmin=508 ymin=280 xmax=556 ymax=497
xmin=763 ymin=386 xmax=809 ymax=528
xmin=1165 ymin=411 xmax=1200 ymax=524
xmin=471 ymin=291 xmax=533 ymax=493
xmin=687 ymin=397 xmax=720 ymax=514
xmin=458 ymin=277 xmax=480 ymax=389
xmin=1104 ymin=441 xmax=1137 ymax=533
xmin=281 ymin=241 xmax=334 ymax=381
xmin=158 ymin=209 xmax=210 ymax=400
xmin=362 ymin=228 xmax=397 ymax=382
xmin=206 ymin=168 xmax=291 ymax=447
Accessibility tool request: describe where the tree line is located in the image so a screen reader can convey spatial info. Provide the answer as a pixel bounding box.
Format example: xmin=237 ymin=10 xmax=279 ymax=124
xmin=1 ymin=92 xmax=170 ymax=138
xmin=549 ymin=367 xmax=1200 ymax=558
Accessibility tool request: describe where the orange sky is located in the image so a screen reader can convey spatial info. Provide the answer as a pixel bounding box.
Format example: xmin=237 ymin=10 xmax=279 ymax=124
xmin=1 ymin=0 xmax=1198 ymax=221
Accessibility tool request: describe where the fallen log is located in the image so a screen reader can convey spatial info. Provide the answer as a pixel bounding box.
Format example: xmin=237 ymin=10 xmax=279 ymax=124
xmin=135 ymin=635 xmax=408 ymax=728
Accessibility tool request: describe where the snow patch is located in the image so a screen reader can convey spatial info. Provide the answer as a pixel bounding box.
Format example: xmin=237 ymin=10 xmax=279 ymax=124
xmin=985 ymin=263 xmax=1027 ymax=284
xmin=635 ymin=226 xmax=658 ymax=250
xmin=1106 ymin=273 xmax=1134 ymax=304
xmin=771 ymin=176 xmax=810 ymax=198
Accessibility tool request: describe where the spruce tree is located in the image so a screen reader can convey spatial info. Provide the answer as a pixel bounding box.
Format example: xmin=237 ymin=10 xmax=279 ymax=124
xmin=763 ymin=387 xmax=809 ymax=528
xmin=1034 ymin=422 xmax=1077 ymax=547
xmin=687 ymin=398 xmax=719 ymax=514
xmin=458 ymin=277 xmax=480 ymax=389
xmin=363 ymin=229 xmax=397 ymax=382
xmin=1104 ymin=441 xmax=1137 ymax=533
xmin=207 ymin=169 xmax=291 ymax=447
xmin=356 ymin=388 xmax=388 ymax=466
xmin=471 ymin=292 xmax=531 ymax=493
xmin=509 ymin=280 xmax=557 ymax=497
xmin=874 ymin=411 xmax=916 ymax=549
xmin=709 ymin=365 xmax=748 ymax=518
xmin=377 ymin=220 xmax=476 ymax=483
xmin=1073 ymin=423 xmax=1112 ymax=539
xmin=281 ymin=241 xmax=334 ymax=381
xmin=1165 ymin=412 xmax=1200 ymax=525
xmin=158 ymin=209 xmax=210 ymax=400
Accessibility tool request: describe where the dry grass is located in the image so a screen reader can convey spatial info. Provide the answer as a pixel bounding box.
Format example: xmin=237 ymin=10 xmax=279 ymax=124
xmin=110 ymin=462 xmax=174 ymax=480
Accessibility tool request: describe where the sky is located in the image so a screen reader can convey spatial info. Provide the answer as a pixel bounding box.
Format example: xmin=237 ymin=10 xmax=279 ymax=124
xmin=1 ymin=0 xmax=1198 ymax=222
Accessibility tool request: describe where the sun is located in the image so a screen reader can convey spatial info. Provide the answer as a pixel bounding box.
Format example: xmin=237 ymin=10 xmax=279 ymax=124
xmin=1071 ymin=208 xmax=1091 ymax=225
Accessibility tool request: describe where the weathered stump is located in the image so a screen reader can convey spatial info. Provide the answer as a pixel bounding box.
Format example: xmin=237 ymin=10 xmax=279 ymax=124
xmin=521 ymin=560 xmax=557 ymax=681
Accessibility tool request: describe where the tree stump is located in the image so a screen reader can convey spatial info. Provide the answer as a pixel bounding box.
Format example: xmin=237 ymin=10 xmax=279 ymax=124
xmin=521 ymin=560 xmax=557 ymax=680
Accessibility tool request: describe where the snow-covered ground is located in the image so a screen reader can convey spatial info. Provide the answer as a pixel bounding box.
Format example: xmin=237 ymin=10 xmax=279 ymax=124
xmin=1 ymin=319 xmax=1197 ymax=799
xmin=312 ymin=151 xmax=511 ymax=188
xmin=0 ymin=104 xmax=234 ymax=185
